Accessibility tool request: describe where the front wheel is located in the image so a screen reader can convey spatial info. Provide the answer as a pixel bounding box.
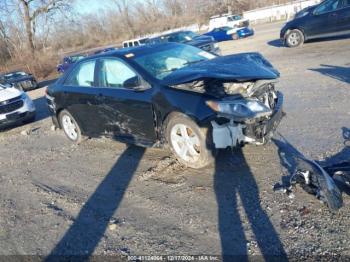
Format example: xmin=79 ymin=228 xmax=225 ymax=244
xmin=59 ymin=110 xmax=82 ymax=143
xmin=285 ymin=29 xmax=304 ymax=48
xmin=166 ymin=114 xmax=216 ymax=169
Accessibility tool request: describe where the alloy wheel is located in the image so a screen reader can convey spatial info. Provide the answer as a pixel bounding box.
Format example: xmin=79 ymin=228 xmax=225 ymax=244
xmin=288 ymin=32 xmax=301 ymax=47
xmin=62 ymin=114 xmax=78 ymax=141
xmin=170 ymin=124 xmax=201 ymax=163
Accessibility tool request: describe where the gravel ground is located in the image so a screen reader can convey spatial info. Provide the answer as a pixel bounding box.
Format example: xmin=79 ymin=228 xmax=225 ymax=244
xmin=0 ymin=22 xmax=350 ymax=259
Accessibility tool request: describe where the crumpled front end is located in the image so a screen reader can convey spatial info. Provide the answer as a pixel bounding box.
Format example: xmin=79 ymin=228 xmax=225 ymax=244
xmin=166 ymin=52 xmax=284 ymax=149
xmin=209 ymin=80 xmax=284 ymax=148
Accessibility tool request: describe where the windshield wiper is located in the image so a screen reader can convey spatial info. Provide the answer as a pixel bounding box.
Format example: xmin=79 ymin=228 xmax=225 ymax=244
xmin=184 ymin=59 xmax=206 ymax=66
xmin=160 ymin=60 xmax=206 ymax=75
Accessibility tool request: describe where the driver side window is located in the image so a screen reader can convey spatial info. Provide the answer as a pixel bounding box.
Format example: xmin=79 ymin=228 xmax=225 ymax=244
xmin=99 ymin=59 xmax=140 ymax=89
xmin=315 ymin=0 xmax=341 ymax=14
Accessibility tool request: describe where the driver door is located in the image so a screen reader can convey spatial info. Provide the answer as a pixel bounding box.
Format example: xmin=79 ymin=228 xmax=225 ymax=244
xmin=95 ymin=58 xmax=157 ymax=144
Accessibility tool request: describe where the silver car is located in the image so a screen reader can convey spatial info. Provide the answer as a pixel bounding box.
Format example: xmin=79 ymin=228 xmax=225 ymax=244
xmin=0 ymin=84 xmax=36 ymax=129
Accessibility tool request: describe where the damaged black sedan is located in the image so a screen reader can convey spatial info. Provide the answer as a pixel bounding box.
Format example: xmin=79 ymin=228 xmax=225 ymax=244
xmin=46 ymin=43 xmax=284 ymax=168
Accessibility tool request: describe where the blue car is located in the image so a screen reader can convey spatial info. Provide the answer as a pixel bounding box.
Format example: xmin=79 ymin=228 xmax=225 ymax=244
xmin=204 ymin=27 xmax=254 ymax=42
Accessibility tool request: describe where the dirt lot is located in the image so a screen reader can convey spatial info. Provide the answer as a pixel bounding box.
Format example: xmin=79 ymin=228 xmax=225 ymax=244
xmin=0 ymin=22 xmax=350 ymax=259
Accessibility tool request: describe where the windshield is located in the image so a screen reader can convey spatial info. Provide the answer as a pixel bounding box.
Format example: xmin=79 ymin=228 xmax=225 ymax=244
xmin=3 ymin=71 xmax=28 ymax=80
xmin=167 ymin=31 xmax=199 ymax=43
xmin=133 ymin=44 xmax=216 ymax=80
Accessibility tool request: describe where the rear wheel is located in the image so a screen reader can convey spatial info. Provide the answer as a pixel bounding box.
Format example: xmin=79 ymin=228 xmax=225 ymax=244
xmin=59 ymin=110 xmax=82 ymax=143
xmin=232 ymin=33 xmax=239 ymax=40
xmin=166 ymin=114 xmax=216 ymax=169
xmin=285 ymin=29 xmax=304 ymax=47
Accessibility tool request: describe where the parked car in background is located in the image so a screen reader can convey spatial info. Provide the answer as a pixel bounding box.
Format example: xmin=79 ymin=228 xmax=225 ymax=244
xmin=147 ymin=31 xmax=220 ymax=54
xmin=209 ymin=14 xmax=249 ymax=31
xmin=57 ymin=54 xmax=85 ymax=73
xmin=281 ymin=0 xmax=350 ymax=47
xmin=204 ymin=26 xmax=254 ymax=41
xmin=0 ymin=83 xmax=36 ymax=129
xmin=46 ymin=43 xmax=283 ymax=169
xmin=94 ymin=47 xmax=117 ymax=55
xmin=0 ymin=71 xmax=38 ymax=91
xmin=122 ymin=38 xmax=149 ymax=48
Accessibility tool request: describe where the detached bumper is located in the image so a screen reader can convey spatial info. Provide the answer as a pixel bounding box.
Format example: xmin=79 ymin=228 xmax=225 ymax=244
xmin=211 ymin=92 xmax=284 ymax=149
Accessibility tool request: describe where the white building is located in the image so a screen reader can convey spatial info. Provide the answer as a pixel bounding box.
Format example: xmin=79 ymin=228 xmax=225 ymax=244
xmin=243 ymin=0 xmax=321 ymax=24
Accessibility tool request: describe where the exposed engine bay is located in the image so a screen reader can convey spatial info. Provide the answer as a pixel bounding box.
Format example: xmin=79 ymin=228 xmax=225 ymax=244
xmin=172 ymin=79 xmax=284 ymax=148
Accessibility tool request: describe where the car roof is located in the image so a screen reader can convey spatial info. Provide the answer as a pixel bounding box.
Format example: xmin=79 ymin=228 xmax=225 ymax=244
xmin=0 ymin=70 xmax=28 ymax=76
xmin=83 ymin=42 xmax=182 ymax=60
xmin=163 ymin=31 xmax=191 ymax=36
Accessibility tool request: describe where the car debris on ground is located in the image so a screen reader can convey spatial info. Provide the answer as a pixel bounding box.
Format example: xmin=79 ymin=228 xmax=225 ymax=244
xmin=273 ymin=133 xmax=347 ymax=211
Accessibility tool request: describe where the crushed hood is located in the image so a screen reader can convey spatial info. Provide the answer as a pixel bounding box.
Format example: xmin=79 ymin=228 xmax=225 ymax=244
xmin=0 ymin=85 xmax=22 ymax=102
xmin=162 ymin=52 xmax=280 ymax=86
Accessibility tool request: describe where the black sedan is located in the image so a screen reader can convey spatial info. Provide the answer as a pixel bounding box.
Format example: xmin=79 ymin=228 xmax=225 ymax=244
xmin=46 ymin=43 xmax=284 ymax=169
xmin=0 ymin=71 xmax=38 ymax=91
xmin=281 ymin=0 xmax=350 ymax=47
xmin=147 ymin=31 xmax=220 ymax=55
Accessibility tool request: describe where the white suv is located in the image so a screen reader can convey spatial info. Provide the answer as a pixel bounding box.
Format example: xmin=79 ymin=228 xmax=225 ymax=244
xmin=0 ymin=84 xmax=36 ymax=129
xmin=122 ymin=38 xmax=149 ymax=48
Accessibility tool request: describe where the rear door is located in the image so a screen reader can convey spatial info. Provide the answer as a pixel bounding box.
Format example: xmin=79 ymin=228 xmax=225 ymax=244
xmin=304 ymin=0 xmax=342 ymax=38
xmin=61 ymin=59 xmax=106 ymax=136
xmin=209 ymin=28 xmax=221 ymax=41
xmin=306 ymin=0 xmax=343 ymax=37
xmin=95 ymin=57 xmax=157 ymax=143
xmin=337 ymin=0 xmax=350 ymax=32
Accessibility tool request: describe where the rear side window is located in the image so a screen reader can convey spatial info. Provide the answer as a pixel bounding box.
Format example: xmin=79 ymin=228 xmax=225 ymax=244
xmin=64 ymin=60 xmax=96 ymax=87
xmin=314 ymin=0 xmax=341 ymax=14
xmin=99 ymin=59 xmax=140 ymax=89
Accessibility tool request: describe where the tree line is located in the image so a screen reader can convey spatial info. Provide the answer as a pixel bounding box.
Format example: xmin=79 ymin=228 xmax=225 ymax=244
xmin=0 ymin=0 xmax=290 ymax=78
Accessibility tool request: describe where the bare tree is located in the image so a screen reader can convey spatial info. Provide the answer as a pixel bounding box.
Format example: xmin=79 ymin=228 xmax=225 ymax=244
xmin=16 ymin=0 xmax=73 ymax=56
xmin=113 ymin=0 xmax=136 ymax=38
xmin=163 ymin=0 xmax=183 ymax=17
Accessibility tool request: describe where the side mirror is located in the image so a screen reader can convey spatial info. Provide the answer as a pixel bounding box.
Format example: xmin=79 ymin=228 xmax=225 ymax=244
xmin=124 ymin=76 xmax=141 ymax=89
xmin=124 ymin=76 xmax=151 ymax=91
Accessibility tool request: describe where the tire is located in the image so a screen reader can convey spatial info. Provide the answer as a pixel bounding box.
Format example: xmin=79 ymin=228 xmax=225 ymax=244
xmin=165 ymin=113 xmax=216 ymax=169
xmin=232 ymin=33 xmax=239 ymax=40
xmin=285 ymin=29 xmax=304 ymax=48
xmin=58 ymin=110 xmax=82 ymax=143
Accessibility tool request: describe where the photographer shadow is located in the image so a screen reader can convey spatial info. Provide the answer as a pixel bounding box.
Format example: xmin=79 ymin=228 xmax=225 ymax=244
xmin=214 ymin=148 xmax=288 ymax=260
